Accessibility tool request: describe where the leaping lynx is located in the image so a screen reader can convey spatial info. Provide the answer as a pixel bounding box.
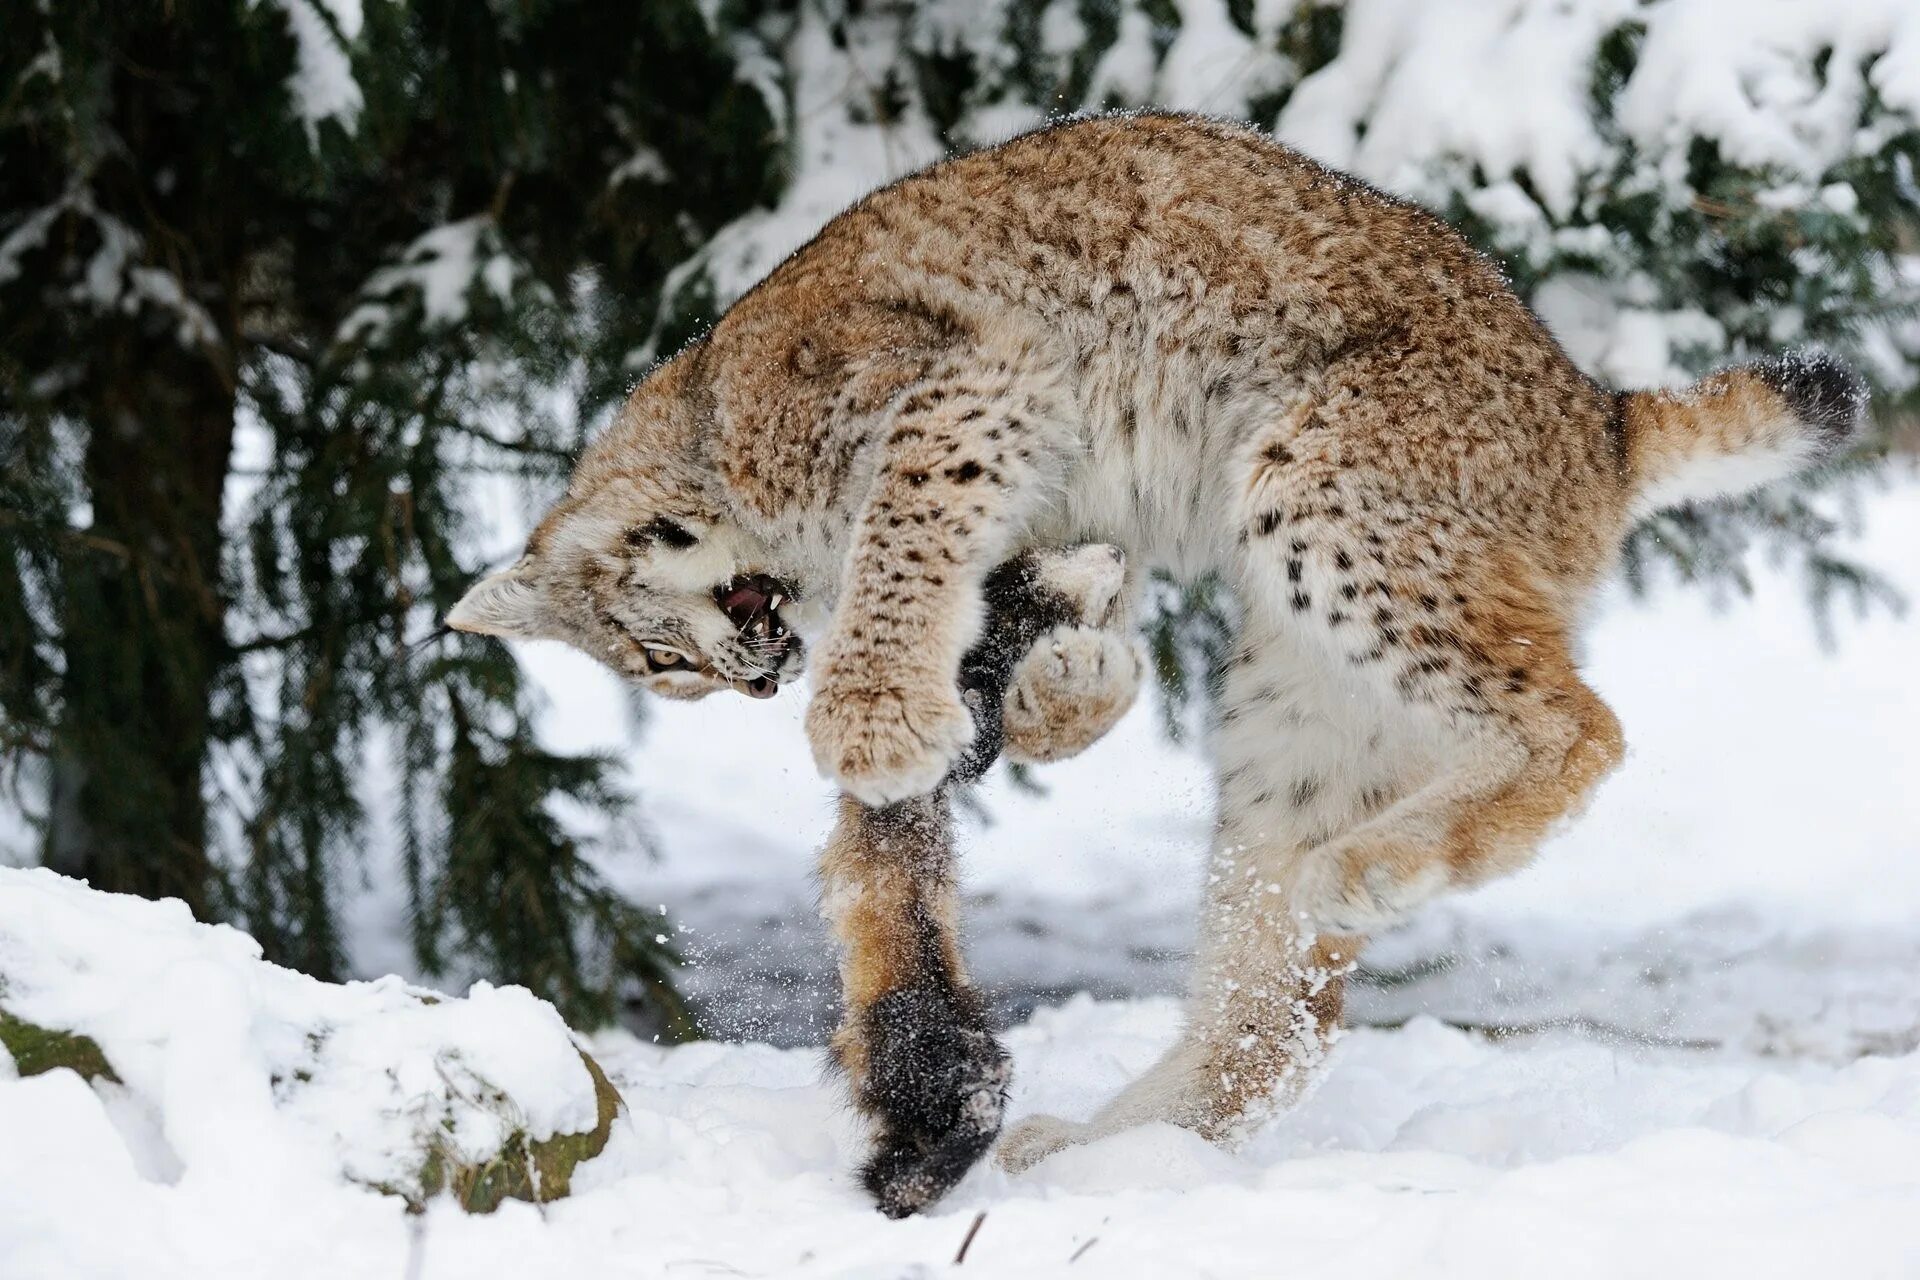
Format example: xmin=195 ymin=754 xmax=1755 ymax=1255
xmin=450 ymin=113 xmax=1865 ymax=1213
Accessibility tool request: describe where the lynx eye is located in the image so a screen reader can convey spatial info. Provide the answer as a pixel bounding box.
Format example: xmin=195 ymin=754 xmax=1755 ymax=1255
xmin=645 ymin=647 xmax=685 ymax=670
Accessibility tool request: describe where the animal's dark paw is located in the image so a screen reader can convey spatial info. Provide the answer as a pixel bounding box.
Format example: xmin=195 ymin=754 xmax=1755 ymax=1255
xmin=855 ymin=983 xmax=1010 ymax=1218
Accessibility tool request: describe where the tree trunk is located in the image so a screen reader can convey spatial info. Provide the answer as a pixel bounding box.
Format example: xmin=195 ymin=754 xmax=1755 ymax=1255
xmin=45 ymin=331 xmax=235 ymax=918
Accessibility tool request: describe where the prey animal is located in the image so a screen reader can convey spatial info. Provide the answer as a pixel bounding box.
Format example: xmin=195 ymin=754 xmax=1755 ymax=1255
xmin=449 ymin=113 xmax=1865 ymax=1211
xmin=821 ymin=543 xmax=1141 ymax=1217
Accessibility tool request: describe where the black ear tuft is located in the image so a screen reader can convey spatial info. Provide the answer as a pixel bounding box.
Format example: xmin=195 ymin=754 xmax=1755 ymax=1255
xmin=1752 ymin=349 xmax=1869 ymax=452
xmin=627 ymin=517 xmax=699 ymax=550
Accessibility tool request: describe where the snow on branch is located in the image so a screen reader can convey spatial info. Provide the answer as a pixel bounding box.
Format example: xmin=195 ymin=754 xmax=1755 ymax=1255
xmin=335 ymin=217 xmax=525 ymax=349
xmin=255 ymin=0 xmax=367 ymax=144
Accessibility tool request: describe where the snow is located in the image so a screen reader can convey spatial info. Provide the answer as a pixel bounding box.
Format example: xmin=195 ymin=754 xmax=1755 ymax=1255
xmin=1619 ymin=0 xmax=1920 ymax=175
xmin=336 ymin=216 xmax=521 ymax=346
xmin=1278 ymin=0 xmax=1633 ymax=219
xmin=0 ymin=200 xmax=64 ymax=288
xmin=257 ymin=0 xmax=366 ymax=142
xmin=12 ymin=470 xmax=1910 ymax=1275
xmin=0 ymin=192 xmax=221 ymax=348
xmin=1533 ymin=274 xmax=1732 ymax=389
xmin=607 ymin=146 xmax=671 ymax=189
xmin=1269 ymin=0 xmax=1920 ymax=393
xmin=1279 ymin=0 xmax=1920 ymax=210
xmin=0 ymin=869 xmax=604 ymax=1208
xmin=1154 ymin=0 xmax=1291 ymax=115
xmin=8 ymin=986 xmax=1920 ymax=1277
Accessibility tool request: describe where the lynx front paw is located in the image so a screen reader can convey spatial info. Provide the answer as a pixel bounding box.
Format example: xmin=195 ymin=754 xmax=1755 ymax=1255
xmin=807 ymin=678 xmax=976 ymax=806
xmin=995 ymin=1113 xmax=1093 ymax=1173
xmin=1029 ymin=543 xmax=1126 ymax=625
xmin=1002 ymin=627 xmax=1143 ymax=764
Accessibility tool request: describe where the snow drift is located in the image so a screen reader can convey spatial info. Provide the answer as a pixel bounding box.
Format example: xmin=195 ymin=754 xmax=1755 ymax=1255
xmin=7 ymin=865 xmax=1920 ymax=1279
xmin=0 ymin=867 xmax=618 ymax=1217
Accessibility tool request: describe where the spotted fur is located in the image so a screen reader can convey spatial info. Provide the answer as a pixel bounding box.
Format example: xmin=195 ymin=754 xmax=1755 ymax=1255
xmin=451 ymin=113 xmax=1865 ymax=1206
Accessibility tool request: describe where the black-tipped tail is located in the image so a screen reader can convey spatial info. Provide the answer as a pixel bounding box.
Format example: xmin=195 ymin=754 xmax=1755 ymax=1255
xmin=1750 ymin=348 xmax=1869 ymax=454
xmin=856 ymin=983 xmax=1009 ymax=1218
xmin=1621 ymin=348 xmax=1869 ymax=512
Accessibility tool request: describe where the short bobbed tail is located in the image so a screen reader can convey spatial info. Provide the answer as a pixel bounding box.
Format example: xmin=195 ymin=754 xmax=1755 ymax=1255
xmin=1618 ymin=349 xmax=1867 ymax=513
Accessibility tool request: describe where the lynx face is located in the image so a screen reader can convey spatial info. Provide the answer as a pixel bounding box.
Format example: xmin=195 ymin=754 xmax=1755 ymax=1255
xmin=446 ymin=497 xmax=806 ymax=701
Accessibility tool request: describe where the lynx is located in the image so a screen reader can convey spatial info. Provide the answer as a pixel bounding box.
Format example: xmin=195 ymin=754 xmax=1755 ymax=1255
xmin=449 ymin=113 xmax=1864 ymax=1212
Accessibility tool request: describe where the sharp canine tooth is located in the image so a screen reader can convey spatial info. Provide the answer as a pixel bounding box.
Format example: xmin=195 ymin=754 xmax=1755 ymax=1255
xmin=769 ymin=594 xmax=783 ymax=610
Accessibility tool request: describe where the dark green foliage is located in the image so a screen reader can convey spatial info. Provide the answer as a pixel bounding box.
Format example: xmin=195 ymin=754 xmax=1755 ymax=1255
xmin=429 ymin=701 xmax=691 ymax=1035
xmin=1 ymin=0 xmax=775 ymax=1027
xmin=1447 ymin=16 xmax=1918 ymax=618
xmin=3 ymin=0 xmax=1915 ymax=1022
xmin=1141 ymin=571 xmax=1236 ymax=743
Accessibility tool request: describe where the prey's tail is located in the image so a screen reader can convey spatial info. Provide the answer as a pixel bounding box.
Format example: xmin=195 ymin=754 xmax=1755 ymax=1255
xmin=1618 ymin=350 xmax=1867 ymax=513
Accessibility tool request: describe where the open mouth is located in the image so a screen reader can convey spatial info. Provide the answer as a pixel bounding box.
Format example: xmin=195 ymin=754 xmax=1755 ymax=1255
xmin=715 ymin=573 xmax=796 ymax=699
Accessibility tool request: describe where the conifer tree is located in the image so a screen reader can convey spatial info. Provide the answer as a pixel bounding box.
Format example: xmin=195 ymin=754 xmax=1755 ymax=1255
xmin=1 ymin=0 xmax=770 ymax=1027
xmin=5 ymin=0 xmax=1916 ymax=1026
xmin=646 ymin=1 xmax=1914 ymax=702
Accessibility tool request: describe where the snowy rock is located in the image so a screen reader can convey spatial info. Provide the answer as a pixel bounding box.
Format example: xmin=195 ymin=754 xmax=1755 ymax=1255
xmin=0 ymin=1009 xmax=120 ymax=1084
xmin=0 ymin=867 xmax=620 ymax=1213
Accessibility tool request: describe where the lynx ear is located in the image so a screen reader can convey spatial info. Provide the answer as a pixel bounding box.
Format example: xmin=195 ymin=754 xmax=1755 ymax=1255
xmin=446 ymin=563 xmax=553 ymax=639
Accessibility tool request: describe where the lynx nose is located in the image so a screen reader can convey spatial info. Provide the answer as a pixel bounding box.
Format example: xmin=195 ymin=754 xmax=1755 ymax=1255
xmin=736 ymin=675 xmax=779 ymax=699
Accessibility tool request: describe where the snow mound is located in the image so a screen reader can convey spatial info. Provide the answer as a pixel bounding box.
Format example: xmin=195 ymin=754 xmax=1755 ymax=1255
xmin=0 ymin=867 xmax=616 ymax=1213
xmin=6 ymin=888 xmax=1919 ymax=1276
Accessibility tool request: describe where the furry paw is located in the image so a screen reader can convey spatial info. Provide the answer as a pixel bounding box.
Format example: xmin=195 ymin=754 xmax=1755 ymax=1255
xmin=1293 ymin=845 xmax=1450 ymax=935
xmin=995 ymin=1113 xmax=1093 ymax=1173
xmin=807 ymin=677 xmax=976 ymax=807
xmin=855 ymin=985 xmax=1010 ymax=1218
xmin=1002 ymin=626 xmax=1143 ymax=764
xmin=1028 ymin=543 xmax=1126 ymax=625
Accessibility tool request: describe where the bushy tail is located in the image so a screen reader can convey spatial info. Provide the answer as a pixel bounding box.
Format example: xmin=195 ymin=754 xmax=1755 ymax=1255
xmin=1619 ymin=350 xmax=1867 ymax=513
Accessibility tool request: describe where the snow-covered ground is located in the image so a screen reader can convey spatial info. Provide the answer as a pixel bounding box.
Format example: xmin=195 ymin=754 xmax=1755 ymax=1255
xmin=6 ymin=471 xmax=1919 ymax=1277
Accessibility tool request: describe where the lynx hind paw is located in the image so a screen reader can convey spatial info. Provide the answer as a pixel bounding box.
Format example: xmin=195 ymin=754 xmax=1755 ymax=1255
xmin=1002 ymin=626 xmax=1144 ymax=764
xmin=995 ymin=1113 xmax=1092 ymax=1174
xmin=1295 ymin=844 xmax=1452 ymax=935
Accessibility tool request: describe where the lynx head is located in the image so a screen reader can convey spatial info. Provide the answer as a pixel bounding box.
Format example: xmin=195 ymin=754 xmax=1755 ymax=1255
xmin=445 ymin=479 xmax=806 ymax=701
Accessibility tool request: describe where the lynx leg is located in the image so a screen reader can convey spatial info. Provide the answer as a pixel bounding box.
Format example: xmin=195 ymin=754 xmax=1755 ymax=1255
xmin=1000 ymin=628 xmax=1142 ymax=764
xmin=1000 ymin=481 xmax=1635 ymax=1169
xmin=1295 ymin=655 xmax=1623 ymax=933
xmin=1233 ymin=522 xmax=1626 ymax=931
xmin=806 ymin=364 xmax=1074 ymax=806
xmin=1229 ymin=403 xmax=1629 ymax=933
xmin=1002 ymin=616 xmax=1373 ymax=1169
xmin=948 ymin=544 xmax=1137 ymax=780
xmin=995 ymin=544 xmax=1142 ymax=764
